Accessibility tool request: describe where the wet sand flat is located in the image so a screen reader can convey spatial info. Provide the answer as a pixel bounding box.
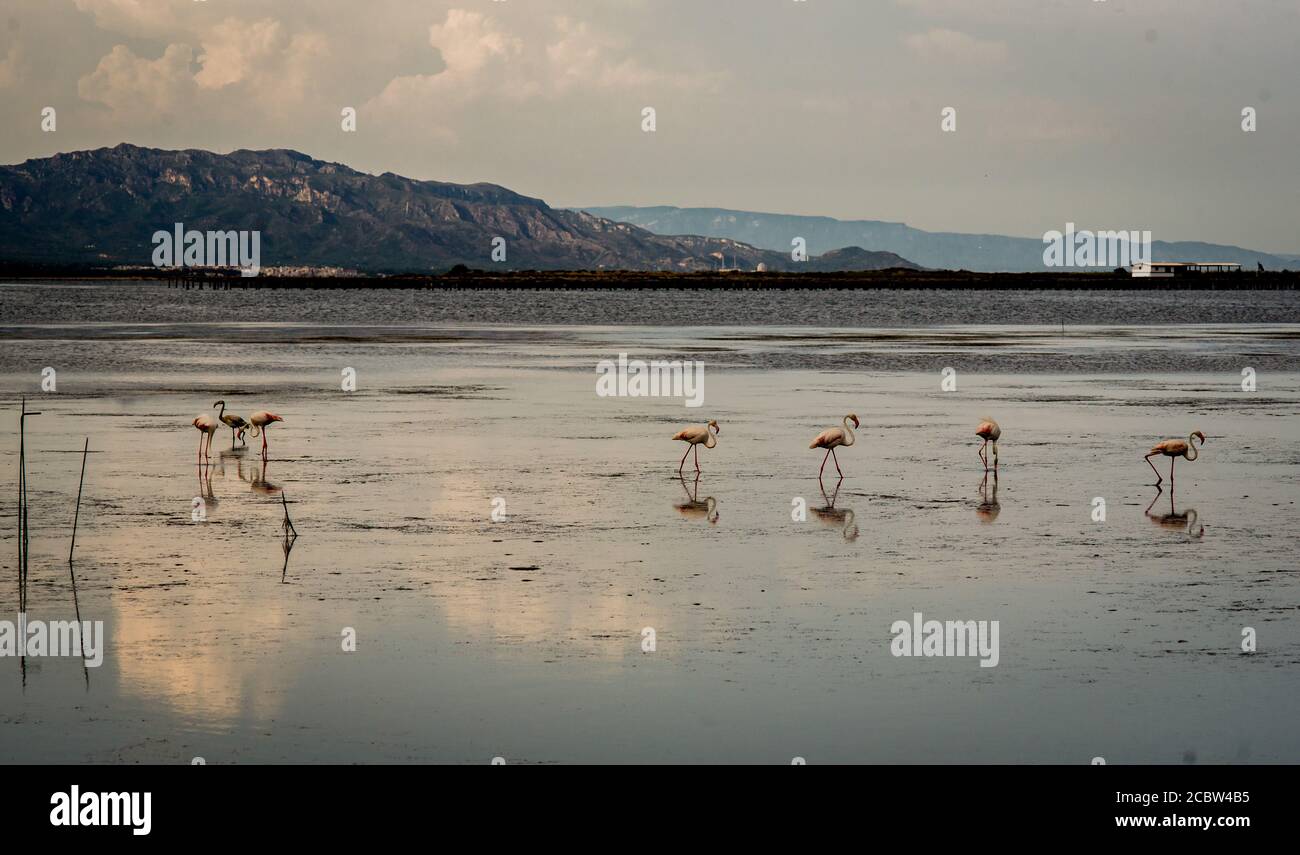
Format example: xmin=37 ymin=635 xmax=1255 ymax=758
xmin=1 ymin=356 xmax=1297 ymax=763
xmin=0 ymin=284 xmax=1297 ymax=763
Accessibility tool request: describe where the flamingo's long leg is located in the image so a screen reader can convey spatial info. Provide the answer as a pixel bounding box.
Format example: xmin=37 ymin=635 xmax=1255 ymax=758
xmin=693 ymin=444 xmax=700 ymax=474
xmin=1145 ymin=453 xmax=1162 ymax=485
xmin=831 ymin=448 xmax=843 ymax=477
xmin=678 ymin=444 xmax=691 ymax=474
xmin=1170 ymin=456 xmax=1175 ymax=487
xmin=978 ymin=439 xmax=988 ymax=469
xmin=819 ymin=448 xmax=831 ymax=478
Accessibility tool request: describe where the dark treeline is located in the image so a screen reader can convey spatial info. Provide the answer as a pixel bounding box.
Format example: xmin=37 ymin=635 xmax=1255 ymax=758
xmin=2 ymin=263 xmax=1297 ymax=291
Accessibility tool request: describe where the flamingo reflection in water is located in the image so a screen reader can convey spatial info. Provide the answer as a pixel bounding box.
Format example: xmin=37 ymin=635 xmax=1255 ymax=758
xmin=1145 ymin=488 xmax=1204 ymax=539
xmin=251 ymin=458 xmax=282 ymax=496
xmin=195 ymin=459 xmax=218 ymax=518
xmin=812 ymin=477 xmax=858 ymax=541
xmin=977 ymin=470 xmax=1000 ymax=524
xmin=674 ymin=474 xmax=719 ymax=524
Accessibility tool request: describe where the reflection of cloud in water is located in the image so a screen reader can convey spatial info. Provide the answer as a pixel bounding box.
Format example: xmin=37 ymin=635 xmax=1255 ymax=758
xmin=436 ymin=585 xmax=667 ymax=662
xmin=426 ymin=469 xmax=672 ymax=660
xmin=111 ymin=597 xmax=289 ymax=726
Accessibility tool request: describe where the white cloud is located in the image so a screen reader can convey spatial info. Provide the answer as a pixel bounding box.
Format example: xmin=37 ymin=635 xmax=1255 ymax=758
xmin=904 ymin=28 xmax=1011 ymax=67
xmin=74 ymin=14 xmax=331 ymax=120
xmin=77 ymin=43 xmax=196 ymax=114
xmin=430 ymin=9 xmax=522 ymax=76
xmin=0 ymin=44 xmax=23 ymax=89
xmin=546 ymin=17 xmax=672 ymax=91
xmin=370 ymin=8 xmax=707 ymax=115
xmin=195 ymin=18 xmax=285 ymax=90
xmin=72 ymin=0 xmax=182 ymax=37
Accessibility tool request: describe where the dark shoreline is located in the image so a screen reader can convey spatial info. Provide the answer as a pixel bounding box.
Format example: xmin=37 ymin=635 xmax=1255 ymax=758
xmin=3 ymin=265 xmax=1298 ymax=290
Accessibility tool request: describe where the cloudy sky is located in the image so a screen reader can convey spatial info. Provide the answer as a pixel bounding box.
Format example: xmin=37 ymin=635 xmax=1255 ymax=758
xmin=1 ymin=0 xmax=1296 ymax=251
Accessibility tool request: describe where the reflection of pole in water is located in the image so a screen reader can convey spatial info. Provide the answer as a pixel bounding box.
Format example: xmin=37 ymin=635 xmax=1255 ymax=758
xmin=280 ymin=491 xmax=299 ymax=582
xmin=17 ymin=398 xmax=41 ymax=688
xmin=68 ymin=438 xmax=91 ymax=688
xmin=281 ymin=491 xmax=297 ymax=537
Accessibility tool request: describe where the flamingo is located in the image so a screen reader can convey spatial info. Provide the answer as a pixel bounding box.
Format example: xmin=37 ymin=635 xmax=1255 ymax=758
xmin=192 ymin=414 xmax=219 ymax=463
xmin=1144 ymin=431 xmax=1205 ymax=486
xmin=672 ymin=420 xmax=720 ymax=474
xmin=248 ymin=411 xmax=284 ymax=460
xmin=213 ymin=400 xmax=248 ymax=448
xmin=976 ymin=418 xmax=1001 ymax=470
xmin=810 ymin=414 xmax=859 ymax=479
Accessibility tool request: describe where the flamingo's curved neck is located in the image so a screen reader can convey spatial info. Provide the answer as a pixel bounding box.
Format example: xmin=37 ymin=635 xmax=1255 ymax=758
xmin=705 ymin=426 xmax=717 ymax=449
xmin=216 ymin=402 xmax=225 ymax=418
xmin=1186 ymin=433 xmax=1199 ymax=460
xmin=841 ymin=416 xmax=856 ymax=446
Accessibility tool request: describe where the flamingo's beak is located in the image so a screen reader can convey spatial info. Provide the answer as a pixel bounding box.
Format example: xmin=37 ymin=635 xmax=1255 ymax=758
xmin=1195 ymin=431 xmax=1206 ymax=443
xmin=851 ymin=416 xmax=860 ymax=428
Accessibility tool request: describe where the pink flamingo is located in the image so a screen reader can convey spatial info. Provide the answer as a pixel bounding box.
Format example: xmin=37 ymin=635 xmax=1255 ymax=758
xmin=672 ymin=420 xmax=720 ymax=474
xmin=1144 ymin=430 xmax=1205 ymax=486
xmin=976 ymin=418 xmax=1001 ymax=470
xmin=192 ymin=414 xmax=219 ymax=463
xmin=248 ymin=411 xmax=284 ymax=459
xmin=810 ymin=414 xmax=858 ymax=479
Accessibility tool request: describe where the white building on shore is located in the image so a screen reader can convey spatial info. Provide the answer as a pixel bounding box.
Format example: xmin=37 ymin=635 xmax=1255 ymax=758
xmin=1131 ymin=261 xmax=1242 ymax=278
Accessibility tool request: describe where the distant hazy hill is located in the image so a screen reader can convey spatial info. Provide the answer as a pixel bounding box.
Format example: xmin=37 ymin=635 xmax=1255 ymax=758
xmin=583 ymin=206 xmax=1292 ymax=273
xmin=0 ymin=145 xmax=917 ymax=273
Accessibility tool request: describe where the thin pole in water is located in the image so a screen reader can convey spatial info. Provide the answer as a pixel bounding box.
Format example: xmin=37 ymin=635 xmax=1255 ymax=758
xmin=69 ymin=438 xmax=89 ymax=562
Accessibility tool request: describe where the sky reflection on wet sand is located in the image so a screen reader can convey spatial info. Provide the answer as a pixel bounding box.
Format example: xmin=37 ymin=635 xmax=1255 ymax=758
xmin=1 ymin=294 xmax=1297 ymax=763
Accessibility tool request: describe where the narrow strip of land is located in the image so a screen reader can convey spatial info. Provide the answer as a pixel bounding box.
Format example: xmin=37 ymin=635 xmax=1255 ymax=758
xmin=4 ymin=267 xmax=1297 ymax=290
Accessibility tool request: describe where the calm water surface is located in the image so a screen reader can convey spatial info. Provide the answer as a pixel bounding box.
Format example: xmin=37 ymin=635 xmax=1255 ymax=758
xmin=0 ymin=282 xmax=1297 ymax=763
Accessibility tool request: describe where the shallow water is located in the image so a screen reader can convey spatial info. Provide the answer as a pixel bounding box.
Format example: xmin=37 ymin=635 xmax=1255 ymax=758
xmin=0 ymin=283 xmax=1297 ymax=763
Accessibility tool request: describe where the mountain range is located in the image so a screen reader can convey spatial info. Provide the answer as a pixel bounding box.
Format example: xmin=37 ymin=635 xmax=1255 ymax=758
xmin=4 ymin=145 xmax=1285 ymax=275
xmin=582 ymin=206 xmax=1294 ymax=273
xmin=0 ymin=145 xmax=914 ymax=274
